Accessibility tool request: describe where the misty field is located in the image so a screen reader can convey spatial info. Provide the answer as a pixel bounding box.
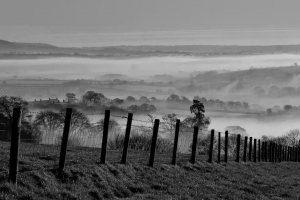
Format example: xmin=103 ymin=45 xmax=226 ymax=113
xmin=0 ymin=140 xmax=300 ymax=199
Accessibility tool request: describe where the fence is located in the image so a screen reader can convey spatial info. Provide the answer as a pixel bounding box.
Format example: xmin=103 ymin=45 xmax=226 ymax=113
xmin=5 ymin=108 xmax=300 ymax=184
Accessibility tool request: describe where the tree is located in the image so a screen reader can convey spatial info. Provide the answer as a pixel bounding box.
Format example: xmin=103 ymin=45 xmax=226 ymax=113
xmin=140 ymin=96 xmax=149 ymax=102
xmin=253 ymin=86 xmax=265 ymax=96
xmin=111 ymin=98 xmax=124 ymax=105
xmin=97 ymin=118 xmax=119 ymax=132
xmin=66 ymin=93 xmax=77 ymax=103
xmin=190 ymin=99 xmax=210 ymax=130
xmin=81 ymin=91 xmax=106 ymax=106
xmin=167 ymin=94 xmax=181 ymax=102
xmin=59 ymin=109 xmax=91 ymax=135
xmin=126 ymin=96 xmax=136 ymax=102
xmin=283 ymin=129 xmax=300 ymax=146
xmin=266 ymin=108 xmax=272 ymax=114
xmin=146 ymin=114 xmax=157 ymax=131
xmin=128 ymin=105 xmax=139 ymax=112
xmin=34 ymin=110 xmax=63 ymax=136
xmin=149 ymin=97 xmax=157 ymax=102
xmin=162 ymin=113 xmax=177 ymax=136
xmin=181 ymin=116 xmax=196 ymax=128
xmin=268 ymin=86 xmax=280 ymax=97
xmin=0 ymin=96 xmax=28 ymax=126
xmin=283 ymin=105 xmax=293 ymax=111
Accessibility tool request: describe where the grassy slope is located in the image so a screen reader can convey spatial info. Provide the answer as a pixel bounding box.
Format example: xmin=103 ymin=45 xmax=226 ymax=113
xmin=0 ymin=144 xmax=300 ymax=200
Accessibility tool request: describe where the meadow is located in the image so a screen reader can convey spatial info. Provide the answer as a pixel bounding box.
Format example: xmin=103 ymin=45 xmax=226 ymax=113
xmin=0 ymin=140 xmax=300 ymax=200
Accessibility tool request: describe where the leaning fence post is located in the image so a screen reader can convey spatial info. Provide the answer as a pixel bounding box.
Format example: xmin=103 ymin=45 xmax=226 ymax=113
xmin=236 ymin=134 xmax=241 ymax=163
xmin=9 ymin=108 xmax=22 ymax=184
xmin=224 ymin=131 xmax=229 ymax=163
xmin=100 ymin=110 xmax=110 ymax=164
xmin=243 ymin=136 xmax=248 ymax=162
xmin=121 ymin=113 xmax=133 ymax=164
xmin=190 ymin=126 xmax=199 ymax=164
xmin=59 ymin=108 xmax=73 ymax=170
xmin=218 ymin=132 xmax=221 ymax=163
xmin=249 ymin=137 xmax=252 ymax=162
xmin=208 ymin=129 xmax=215 ymax=163
xmin=254 ymin=139 xmax=257 ymax=163
xmin=149 ymin=119 xmax=160 ymax=167
xmin=258 ymin=140 xmax=261 ymax=162
xmin=171 ymin=119 xmax=180 ymax=165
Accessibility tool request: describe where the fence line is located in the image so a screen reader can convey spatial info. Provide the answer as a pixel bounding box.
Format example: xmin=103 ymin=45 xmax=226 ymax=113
xmin=5 ymin=109 xmax=300 ymax=184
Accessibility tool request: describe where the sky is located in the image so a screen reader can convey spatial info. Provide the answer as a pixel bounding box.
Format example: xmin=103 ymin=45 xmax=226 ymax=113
xmin=1 ymin=0 xmax=300 ymax=47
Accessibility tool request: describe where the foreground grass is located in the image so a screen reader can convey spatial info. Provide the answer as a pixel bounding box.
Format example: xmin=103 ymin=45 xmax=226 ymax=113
xmin=0 ymin=143 xmax=300 ymax=199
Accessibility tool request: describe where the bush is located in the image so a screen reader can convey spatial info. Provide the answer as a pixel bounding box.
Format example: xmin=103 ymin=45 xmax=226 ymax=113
xmin=107 ymin=127 xmax=173 ymax=153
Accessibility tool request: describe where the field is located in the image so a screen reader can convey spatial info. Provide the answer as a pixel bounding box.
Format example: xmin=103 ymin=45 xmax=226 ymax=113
xmin=0 ymin=141 xmax=300 ymax=199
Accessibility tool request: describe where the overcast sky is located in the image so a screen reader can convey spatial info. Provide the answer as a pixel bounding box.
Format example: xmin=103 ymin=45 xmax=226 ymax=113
xmin=1 ymin=0 xmax=300 ymax=46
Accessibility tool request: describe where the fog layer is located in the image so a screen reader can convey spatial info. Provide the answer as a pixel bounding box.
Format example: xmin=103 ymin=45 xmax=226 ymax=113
xmin=1 ymin=54 xmax=300 ymax=79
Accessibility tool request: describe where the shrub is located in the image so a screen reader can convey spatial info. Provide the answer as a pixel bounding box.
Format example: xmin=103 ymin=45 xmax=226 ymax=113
xmin=107 ymin=127 xmax=173 ymax=153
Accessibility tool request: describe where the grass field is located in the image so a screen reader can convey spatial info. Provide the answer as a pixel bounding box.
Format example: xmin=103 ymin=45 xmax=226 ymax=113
xmin=0 ymin=141 xmax=300 ymax=200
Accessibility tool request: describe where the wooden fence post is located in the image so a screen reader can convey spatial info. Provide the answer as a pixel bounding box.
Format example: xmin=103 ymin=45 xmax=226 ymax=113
xmin=149 ymin=119 xmax=160 ymax=167
xmin=171 ymin=119 xmax=180 ymax=165
xmin=208 ymin=129 xmax=215 ymax=163
xmin=264 ymin=141 xmax=266 ymax=162
xmin=296 ymin=147 xmax=298 ymax=162
xmin=224 ymin=131 xmax=229 ymax=163
xmin=236 ymin=134 xmax=240 ymax=163
xmin=272 ymin=143 xmax=276 ymax=163
xmin=59 ymin=108 xmax=72 ymax=170
xmin=254 ymin=139 xmax=257 ymax=163
xmin=287 ymin=146 xmax=290 ymax=162
xmin=262 ymin=142 xmax=264 ymax=162
xmin=298 ymin=147 xmax=300 ymax=162
xmin=258 ymin=140 xmax=261 ymax=162
xmin=283 ymin=146 xmax=285 ymax=162
xmin=293 ymin=147 xmax=295 ymax=162
xmin=243 ymin=136 xmax=248 ymax=162
xmin=121 ymin=113 xmax=133 ymax=164
xmin=284 ymin=146 xmax=287 ymax=162
xmin=269 ymin=142 xmax=272 ymax=162
xmin=190 ymin=126 xmax=199 ymax=164
xmin=275 ymin=144 xmax=278 ymax=163
xmin=9 ymin=108 xmax=22 ymax=184
xmin=279 ymin=145 xmax=282 ymax=163
xmin=100 ymin=110 xmax=110 ymax=164
xmin=249 ymin=137 xmax=252 ymax=162
xmin=218 ymin=132 xmax=221 ymax=163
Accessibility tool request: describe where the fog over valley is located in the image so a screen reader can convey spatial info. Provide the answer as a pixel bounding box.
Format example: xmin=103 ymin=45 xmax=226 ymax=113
xmin=1 ymin=53 xmax=300 ymax=139
xmin=1 ymin=54 xmax=300 ymax=79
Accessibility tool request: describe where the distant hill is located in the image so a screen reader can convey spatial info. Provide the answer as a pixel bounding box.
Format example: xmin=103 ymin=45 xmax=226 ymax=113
xmin=1 ymin=39 xmax=300 ymax=58
xmin=113 ymin=45 xmax=300 ymax=54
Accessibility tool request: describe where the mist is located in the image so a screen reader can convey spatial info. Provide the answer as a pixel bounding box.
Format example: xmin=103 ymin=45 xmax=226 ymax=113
xmin=1 ymin=54 xmax=300 ymax=80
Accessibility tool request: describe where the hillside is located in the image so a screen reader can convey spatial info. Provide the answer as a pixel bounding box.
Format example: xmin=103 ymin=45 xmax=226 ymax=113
xmin=0 ymin=142 xmax=299 ymax=199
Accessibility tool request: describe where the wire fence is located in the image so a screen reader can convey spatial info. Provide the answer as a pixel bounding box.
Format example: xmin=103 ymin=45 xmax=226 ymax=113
xmin=3 ymin=108 xmax=300 ymax=184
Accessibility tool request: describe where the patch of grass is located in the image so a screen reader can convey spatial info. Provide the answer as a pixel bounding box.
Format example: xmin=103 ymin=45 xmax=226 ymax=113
xmin=1 ymin=141 xmax=300 ymax=199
